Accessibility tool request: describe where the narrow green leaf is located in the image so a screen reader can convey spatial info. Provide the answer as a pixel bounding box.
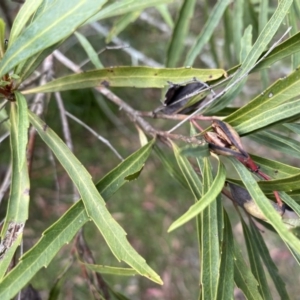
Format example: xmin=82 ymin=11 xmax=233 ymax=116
xmin=200 ymin=158 xmax=220 ymax=300
xmin=211 ymin=0 xmax=293 ymax=112
xmin=156 ymin=4 xmax=174 ymax=29
xmin=74 ymin=32 xmax=103 ymax=69
xmin=251 ymin=154 xmax=300 ymax=178
xmin=49 ymin=278 xmax=64 ymax=300
xmin=49 ymin=257 xmax=72 ymax=300
xmin=0 ymin=19 xmax=5 ymax=59
xmin=277 ymin=193 xmax=300 ymax=219
xmin=256 ymin=173 xmax=300 ymax=193
xmin=258 ymin=0 xmax=269 ymax=32
xmin=240 ymin=25 xmax=252 ymax=62
xmin=28 ymin=111 xmax=161 ymax=284
xmin=185 ymin=0 xmax=231 ymax=66
xmin=250 ymin=221 xmax=290 ymax=300
xmin=243 ymin=0 xmax=259 ymax=40
xmin=222 ymin=31 xmax=300 ymax=82
xmin=242 ymin=220 xmax=272 ymax=300
xmin=288 ymin=5 xmax=300 ymax=69
xmin=0 ymin=101 xmax=30 ymax=278
xmin=195 ymin=139 xmax=205 ymax=257
xmin=250 ymin=131 xmax=300 ymax=159
xmin=23 ymin=67 xmax=225 ymax=94
xmin=216 ymin=212 xmax=234 ymax=300
xmin=284 ymin=123 xmax=300 ymax=134
xmin=154 ymin=144 xmax=188 ymax=189
xmin=166 ymin=0 xmax=196 ymax=67
xmin=223 ymin=7 xmax=232 ymax=65
xmin=216 ymin=195 xmax=224 ymax=246
xmin=258 ymin=0 xmax=269 ymax=88
xmin=228 ymin=157 xmax=300 ymax=254
xmin=225 ymin=67 xmax=300 ymax=135
xmin=208 ymin=24 xmax=221 ymax=67
xmin=172 ymin=142 xmax=203 ymax=200
xmin=124 ymin=169 xmax=143 ymax=181
xmin=293 ymin=0 xmax=300 ymax=19
xmin=233 ymin=241 xmax=263 ymax=300
xmin=168 ymin=156 xmax=226 ymax=232
xmin=259 ymin=67 xmax=269 ymax=90
xmin=13 ymin=1 xmax=65 ymax=79
xmin=16 ymin=41 xmax=62 ymax=82
xmin=15 ymin=92 xmax=29 ymax=171
xmin=109 ymin=289 xmax=131 ymax=300
xmin=88 ymin=0 xmax=173 ymax=22
xmin=5 ymin=102 xmax=29 ymax=225
xmin=236 ymin=98 xmax=300 ymax=135
xmin=189 ymin=124 xmax=207 ymax=176
xmin=0 ymin=139 xmax=155 ymax=298
xmin=0 ymin=104 xmax=10 ymax=131
xmin=8 ymin=0 xmax=43 ymax=46
xmin=31 ymin=0 xmax=54 ymax=20
xmin=0 ymin=234 xmax=22 ymax=280
xmin=84 ymin=264 xmax=137 ymax=276
xmin=253 ymin=31 xmax=300 ymax=71
xmin=286 ymin=244 xmax=300 ymax=266
xmin=0 ymin=0 xmax=108 ymax=77
xmin=98 ymin=140 xmax=154 ymax=200
xmin=232 ymin=0 xmax=244 ymax=62
xmin=0 ymin=202 xmax=87 ymax=299
xmin=179 ymin=144 xmax=210 ymax=158
xmin=106 ymin=11 xmax=141 ymax=43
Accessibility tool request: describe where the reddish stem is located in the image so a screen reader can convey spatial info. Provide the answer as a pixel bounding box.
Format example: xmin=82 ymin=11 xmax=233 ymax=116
xmin=257 ymin=169 xmax=283 ymax=207
xmin=243 ymin=157 xmax=284 ymax=208
xmin=191 ymin=119 xmax=204 ymax=132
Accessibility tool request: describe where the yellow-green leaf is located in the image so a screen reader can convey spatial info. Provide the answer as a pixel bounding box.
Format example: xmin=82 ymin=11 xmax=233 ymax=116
xmin=23 ymin=67 xmax=225 ymax=94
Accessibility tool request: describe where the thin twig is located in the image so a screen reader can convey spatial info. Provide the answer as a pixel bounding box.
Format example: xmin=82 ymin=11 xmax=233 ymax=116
xmin=94 ymin=93 xmax=131 ymax=136
xmin=0 ymin=131 xmax=9 ymax=143
xmin=28 ymin=56 xmax=54 ymax=172
xmin=137 ymin=110 xmax=217 ymax=121
xmin=65 ymin=111 xmax=124 ymax=161
xmin=19 ymin=70 xmax=47 ymax=90
xmin=53 ymin=50 xmax=82 ymax=73
xmin=75 ymin=230 xmax=110 ymax=299
xmin=55 ymin=92 xmax=80 ymax=200
xmin=79 ymin=45 xmax=130 ymax=69
xmin=139 ymin=11 xmax=171 ymax=34
xmin=55 ymin=93 xmax=74 ymax=152
xmin=90 ymin=22 xmax=163 ymax=67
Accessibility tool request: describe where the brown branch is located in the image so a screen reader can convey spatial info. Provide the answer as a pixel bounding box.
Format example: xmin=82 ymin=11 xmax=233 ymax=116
xmin=137 ymin=110 xmax=216 ymax=121
xmin=27 ymin=55 xmax=54 ymax=173
xmin=54 ymin=50 xmax=206 ymax=147
xmin=94 ymin=85 xmax=205 ymax=146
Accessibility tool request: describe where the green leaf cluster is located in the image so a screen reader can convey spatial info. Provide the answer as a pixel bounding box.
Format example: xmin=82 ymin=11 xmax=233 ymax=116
xmin=0 ymin=0 xmax=300 ymax=299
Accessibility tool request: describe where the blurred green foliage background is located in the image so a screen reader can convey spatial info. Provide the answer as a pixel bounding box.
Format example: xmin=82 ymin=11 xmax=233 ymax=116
xmin=0 ymin=1 xmax=300 ymax=299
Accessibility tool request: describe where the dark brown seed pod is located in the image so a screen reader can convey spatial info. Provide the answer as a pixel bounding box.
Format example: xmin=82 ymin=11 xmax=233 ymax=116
xmin=153 ymin=80 xmax=209 ymax=115
xmin=204 ymin=120 xmax=249 ymax=160
xmin=228 ymin=183 xmax=295 ymax=226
